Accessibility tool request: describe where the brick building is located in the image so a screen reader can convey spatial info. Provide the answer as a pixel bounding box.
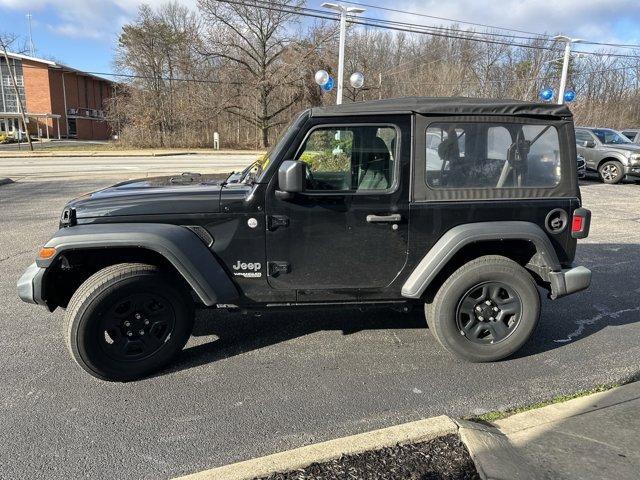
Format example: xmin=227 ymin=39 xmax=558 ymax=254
xmin=1 ymin=52 xmax=114 ymax=140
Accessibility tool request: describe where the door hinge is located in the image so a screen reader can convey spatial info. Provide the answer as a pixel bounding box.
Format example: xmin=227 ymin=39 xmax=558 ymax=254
xmin=267 ymin=215 xmax=289 ymax=231
xmin=268 ymin=261 xmax=290 ymax=277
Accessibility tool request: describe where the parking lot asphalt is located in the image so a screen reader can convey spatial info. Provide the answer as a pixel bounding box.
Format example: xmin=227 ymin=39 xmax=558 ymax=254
xmin=1 ymin=174 xmax=639 ymax=479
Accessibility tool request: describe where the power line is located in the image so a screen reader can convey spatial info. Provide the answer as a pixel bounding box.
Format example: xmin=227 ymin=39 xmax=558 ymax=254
xmin=220 ymin=0 xmax=559 ymax=50
xmin=218 ymin=0 xmax=640 ymax=60
xmin=332 ymin=1 xmax=552 ymax=39
xmin=340 ymin=1 xmax=640 ymax=50
xmin=11 ymin=1 xmax=635 ymax=89
xmin=16 ymin=63 xmax=250 ymax=85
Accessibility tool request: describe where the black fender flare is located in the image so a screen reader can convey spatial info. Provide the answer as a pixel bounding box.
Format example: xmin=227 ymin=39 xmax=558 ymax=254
xmin=401 ymin=221 xmax=561 ymax=299
xmin=37 ymin=223 xmax=238 ymax=306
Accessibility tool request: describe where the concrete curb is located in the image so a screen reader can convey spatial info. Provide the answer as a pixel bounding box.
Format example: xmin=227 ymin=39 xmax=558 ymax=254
xmin=174 ymin=416 xmax=457 ymax=480
xmin=0 ymin=177 xmax=14 ymax=186
xmin=455 ymin=419 xmax=542 ymax=480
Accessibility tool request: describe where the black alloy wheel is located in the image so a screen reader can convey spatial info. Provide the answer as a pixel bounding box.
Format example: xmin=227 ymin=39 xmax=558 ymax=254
xmin=426 ymin=255 xmax=540 ymax=362
xmin=456 ymin=282 xmax=522 ymax=345
xmin=99 ymin=293 xmax=176 ymax=362
xmin=65 ymin=263 xmax=194 ymax=381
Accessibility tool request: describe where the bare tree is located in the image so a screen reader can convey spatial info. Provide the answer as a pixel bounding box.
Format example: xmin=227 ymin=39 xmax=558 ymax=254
xmin=0 ymin=32 xmax=33 ymax=151
xmin=108 ymin=2 xmax=640 ymax=148
xmin=199 ymin=0 xmax=329 ymax=147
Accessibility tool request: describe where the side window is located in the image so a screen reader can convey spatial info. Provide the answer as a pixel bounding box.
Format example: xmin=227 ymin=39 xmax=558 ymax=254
xmin=426 ymin=127 xmax=465 ymax=181
xmin=296 ymin=125 xmax=397 ymax=192
xmin=623 ymin=131 xmax=637 ymax=141
xmin=575 ymin=130 xmax=593 ymax=144
xmin=425 ymin=122 xmax=561 ymax=189
xmin=487 ymin=126 xmax=511 ymax=160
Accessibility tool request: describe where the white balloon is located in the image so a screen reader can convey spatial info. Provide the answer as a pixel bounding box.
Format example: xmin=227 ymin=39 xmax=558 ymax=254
xmin=349 ymin=71 xmax=364 ymax=89
xmin=314 ymin=70 xmax=329 ymax=86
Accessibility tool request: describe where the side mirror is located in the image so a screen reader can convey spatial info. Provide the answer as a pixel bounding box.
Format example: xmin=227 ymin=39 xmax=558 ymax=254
xmin=276 ymin=160 xmax=306 ymax=199
xmin=583 ymin=140 xmax=596 ymax=148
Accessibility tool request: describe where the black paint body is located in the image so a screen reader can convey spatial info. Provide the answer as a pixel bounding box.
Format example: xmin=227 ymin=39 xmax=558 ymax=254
xmin=62 ymin=105 xmax=581 ymax=308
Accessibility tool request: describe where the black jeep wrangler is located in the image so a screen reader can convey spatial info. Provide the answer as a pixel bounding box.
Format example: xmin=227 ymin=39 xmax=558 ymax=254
xmin=18 ymin=97 xmax=592 ymax=381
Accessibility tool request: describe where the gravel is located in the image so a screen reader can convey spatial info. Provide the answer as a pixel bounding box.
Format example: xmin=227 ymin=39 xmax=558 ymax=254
xmin=258 ymin=435 xmax=479 ymax=480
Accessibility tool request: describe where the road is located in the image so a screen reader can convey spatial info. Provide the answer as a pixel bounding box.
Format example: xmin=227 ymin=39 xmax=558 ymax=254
xmin=1 ymin=175 xmax=639 ymax=479
xmin=0 ymin=153 xmax=258 ymax=179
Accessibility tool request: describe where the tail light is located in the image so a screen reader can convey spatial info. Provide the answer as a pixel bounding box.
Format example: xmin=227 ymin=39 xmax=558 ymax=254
xmin=571 ymin=208 xmax=591 ymax=239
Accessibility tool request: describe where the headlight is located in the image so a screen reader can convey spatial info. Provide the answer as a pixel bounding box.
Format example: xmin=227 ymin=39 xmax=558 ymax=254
xmin=629 ymin=154 xmax=640 ymax=165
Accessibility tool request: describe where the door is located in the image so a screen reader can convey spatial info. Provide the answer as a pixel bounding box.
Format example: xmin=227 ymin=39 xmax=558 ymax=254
xmin=265 ymin=120 xmax=410 ymax=299
xmin=575 ymin=129 xmax=598 ymax=169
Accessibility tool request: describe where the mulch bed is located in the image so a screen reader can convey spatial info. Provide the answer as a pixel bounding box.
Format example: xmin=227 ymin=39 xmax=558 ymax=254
xmin=257 ymin=434 xmax=480 ymax=480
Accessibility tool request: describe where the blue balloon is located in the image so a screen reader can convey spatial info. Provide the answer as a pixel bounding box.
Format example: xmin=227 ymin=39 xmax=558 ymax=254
xmin=322 ymin=76 xmax=334 ymax=91
xmin=539 ymin=88 xmax=554 ymax=101
xmin=564 ymin=89 xmax=576 ymax=102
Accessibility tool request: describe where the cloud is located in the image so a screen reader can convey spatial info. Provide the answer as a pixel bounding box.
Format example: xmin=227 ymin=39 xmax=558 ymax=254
xmin=0 ymin=0 xmax=197 ymax=40
xmin=2 ymin=0 xmax=638 ymax=47
xmin=383 ymin=0 xmax=640 ymax=45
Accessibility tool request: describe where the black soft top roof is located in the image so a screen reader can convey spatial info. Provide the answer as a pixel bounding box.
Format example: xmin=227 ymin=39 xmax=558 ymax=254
xmin=311 ymin=96 xmax=572 ymax=119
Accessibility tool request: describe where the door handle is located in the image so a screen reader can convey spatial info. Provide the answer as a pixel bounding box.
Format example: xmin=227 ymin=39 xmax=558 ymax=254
xmin=366 ymin=214 xmax=402 ymax=223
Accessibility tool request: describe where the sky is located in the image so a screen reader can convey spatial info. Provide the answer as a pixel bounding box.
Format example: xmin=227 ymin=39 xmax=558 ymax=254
xmin=0 ymin=0 xmax=638 ymax=75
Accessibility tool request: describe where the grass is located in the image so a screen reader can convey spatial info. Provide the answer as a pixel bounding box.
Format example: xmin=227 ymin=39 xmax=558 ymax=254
xmin=472 ymin=383 xmax=618 ymax=422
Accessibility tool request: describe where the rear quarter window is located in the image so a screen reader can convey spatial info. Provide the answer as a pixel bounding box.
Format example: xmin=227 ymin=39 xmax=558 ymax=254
xmin=425 ymin=122 xmax=561 ymax=189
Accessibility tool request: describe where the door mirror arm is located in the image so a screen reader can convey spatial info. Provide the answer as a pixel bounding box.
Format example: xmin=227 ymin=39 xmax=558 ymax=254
xmin=275 ymin=189 xmax=295 ymax=200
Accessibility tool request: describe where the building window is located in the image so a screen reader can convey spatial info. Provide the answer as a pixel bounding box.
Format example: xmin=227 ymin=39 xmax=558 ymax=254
xmin=68 ymin=118 xmax=77 ymax=137
xmin=0 ymin=57 xmax=26 ymax=113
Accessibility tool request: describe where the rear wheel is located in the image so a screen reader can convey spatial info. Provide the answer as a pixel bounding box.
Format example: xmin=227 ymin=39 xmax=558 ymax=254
xmin=64 ymin=263 xmax=194 ymax=381
xmin=426 ymin=255 xmax=540 ymax=362
xmin=598 ymin=160 xmax=624 ymax=184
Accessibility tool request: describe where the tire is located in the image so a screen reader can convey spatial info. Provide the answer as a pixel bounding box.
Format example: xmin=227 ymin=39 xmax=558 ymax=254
xmin=425 ymin=255 xmax=540 ymax=362
xmin=64 ymin=263 xmax=194 ymax=381
xmin=598 ymin=160 xmax=624 ymax=184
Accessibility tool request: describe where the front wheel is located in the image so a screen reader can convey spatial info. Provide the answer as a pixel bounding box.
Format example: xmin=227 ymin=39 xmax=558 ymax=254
xmin=426 ymin=255 xmax=540 ymax=362
xmin=598 ymin=160 xmax=624 ymax=184
xmin=64 ymin=263 xmax=194 ymax=381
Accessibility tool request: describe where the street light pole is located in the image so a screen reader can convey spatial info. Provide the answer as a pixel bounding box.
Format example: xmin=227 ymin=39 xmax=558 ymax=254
xmin=321 ymin=3 xmax=365 ymax=105
xmin=554 ymin=35 xmax=582 ymax=105
xmin=336 ymin=8 xmax=347 ymax=105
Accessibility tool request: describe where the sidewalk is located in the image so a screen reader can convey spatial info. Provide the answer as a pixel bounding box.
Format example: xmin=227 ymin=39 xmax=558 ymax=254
xmin=486 ymin=380 xmax=640 ymax=480
xmin=175 ymin=381 xmax=640 ymax=480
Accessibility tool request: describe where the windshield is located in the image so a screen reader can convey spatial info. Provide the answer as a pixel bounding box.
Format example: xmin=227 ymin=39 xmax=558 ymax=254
xmin=230 ymin=111 xmax=310 ymax=185
xmin=255 ymin=110 xmax=310 ymax=183
xmin=591 ymin=129 xmax=632 ymax=145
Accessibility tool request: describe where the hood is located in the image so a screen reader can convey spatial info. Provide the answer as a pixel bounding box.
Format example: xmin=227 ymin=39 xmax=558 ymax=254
xmin=68 ymin=173 xmax=226 ymax=219
xmin=605 ymin=143 xmax=640 ymax=154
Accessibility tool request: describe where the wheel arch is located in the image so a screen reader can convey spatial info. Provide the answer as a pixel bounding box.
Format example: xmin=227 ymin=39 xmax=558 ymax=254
xmin=38 ymin=223 xmax=238 ymax=309
xmin=597 ymin=156 xmax=626 ymax=169
xmin=401 ymin=221 xmax=561 ymax=301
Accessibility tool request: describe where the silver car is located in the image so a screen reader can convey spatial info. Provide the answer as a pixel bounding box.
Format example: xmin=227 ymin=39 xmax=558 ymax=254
xmin=622 ymin=129 xmax=639 ymax=144
xmin=575 ymin=127 xmax=640 ymax=184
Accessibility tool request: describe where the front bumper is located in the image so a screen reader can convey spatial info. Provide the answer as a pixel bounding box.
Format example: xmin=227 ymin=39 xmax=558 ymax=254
xmin=624 ymin=165 xmax=640 ymax=178
xmin=17 ymin=262 xmax=47 ymax=306
xmin=548 ymin=266 xmax=591 ymax=299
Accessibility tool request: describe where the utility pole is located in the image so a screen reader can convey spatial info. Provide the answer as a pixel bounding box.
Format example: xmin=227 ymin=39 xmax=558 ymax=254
xmin=26 ymin=13 xmax=35 ymax=56
xmin=321 ymin=3 xmax=365 ymax=105
xmin=1 ymin=46 xmax=33 ymax=151
xmin=554 ymin=35 xmax=582 ymax=105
